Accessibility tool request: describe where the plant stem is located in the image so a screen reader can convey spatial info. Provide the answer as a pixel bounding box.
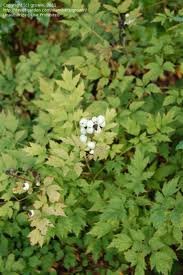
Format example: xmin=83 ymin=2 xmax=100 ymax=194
xmin=168 ymin=22 xmax=183 ymax=31
xmin=84 ymin=156 xmax=93 ymax=179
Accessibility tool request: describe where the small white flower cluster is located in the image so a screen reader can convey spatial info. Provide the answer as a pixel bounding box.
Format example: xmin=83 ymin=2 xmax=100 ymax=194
xmin=79 ymin=115 xmax=105 ymax=155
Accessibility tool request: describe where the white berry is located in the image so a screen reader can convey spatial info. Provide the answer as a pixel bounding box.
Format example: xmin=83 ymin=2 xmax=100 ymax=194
xmin=22 ymin=182 xmax=30 ymax=191
xmin=87 ymin=127 xmax=94 ymax=134
xmin=87 ymin=120 xmax=94 ymax=128
xmin=87 ymin=141 xmax=96 ymax=150
xmin=36 ymin=181 xmax=40 ymax=187
xmin=80 ymin=118 xmax=88 ymax=127
xmin=80 ymin=127 xmax=87 ymax=135
xmin=97 ymin=115 xmax=105 ymax=125
xmin=28 ymin=210 xmax=34 ymax=217
xmin=80 ymin=135 xmax=87 ymax=143
xmin=89 ymin=149 xmax=94 ymax=155
xmin=92 ymin=116 xmax=98 ymax=123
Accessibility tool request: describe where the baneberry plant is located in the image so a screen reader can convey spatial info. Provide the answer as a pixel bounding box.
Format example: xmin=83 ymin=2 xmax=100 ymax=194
xmin=0 ymin=0 xmax=183 ymax=274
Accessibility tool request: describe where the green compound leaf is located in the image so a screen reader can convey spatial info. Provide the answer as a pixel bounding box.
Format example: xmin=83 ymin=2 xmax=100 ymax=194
xmin=162 ymin=177 xmax=179 ymax=197
xmin=109 ymin=233 xmax=132 ymax=252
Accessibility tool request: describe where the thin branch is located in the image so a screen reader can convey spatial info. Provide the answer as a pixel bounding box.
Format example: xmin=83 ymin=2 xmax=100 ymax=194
xmin=93 ymin=166 xmax=105 ymax=180
xmin=7 ymin=173 xmax=34 ymax=183
xmin=167 ymin=22 xmax=183 ymax=31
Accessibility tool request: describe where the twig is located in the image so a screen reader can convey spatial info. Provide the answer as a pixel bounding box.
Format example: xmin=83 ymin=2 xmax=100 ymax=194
xmin=93 ymin=166 xmax=105 ymax=180
xmin=7 ymin=173 xmax=34 ymax=183
xmin=120 ymin=146 xmax=134 ymax=156
xmin=167 ymin=22 xmax=183 ymax=31
xmin=84 ymin=156 xmax=94 ymax=180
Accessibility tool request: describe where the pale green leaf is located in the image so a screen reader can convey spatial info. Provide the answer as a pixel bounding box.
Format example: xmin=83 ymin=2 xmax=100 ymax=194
xmin=88 ymin=0 xmax=100 ymax=14
xmin=109 ymin=233 xmax=132 ymax=252
xmin=118 ymin=0 xmax=132 ymax=13
xmin=162 ymin=177 xmax=179 ymax=197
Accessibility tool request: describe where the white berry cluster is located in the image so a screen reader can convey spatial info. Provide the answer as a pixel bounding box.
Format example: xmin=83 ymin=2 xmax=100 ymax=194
xmin=79 ymin=115 xmax=105 ymax=155
xmin=22 ymin=181 xmax=40 ymax=192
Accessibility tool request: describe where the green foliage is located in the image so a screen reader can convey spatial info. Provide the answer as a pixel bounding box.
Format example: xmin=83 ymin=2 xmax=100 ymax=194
xmin=0 ymin=0 xmax=183 ymax=274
